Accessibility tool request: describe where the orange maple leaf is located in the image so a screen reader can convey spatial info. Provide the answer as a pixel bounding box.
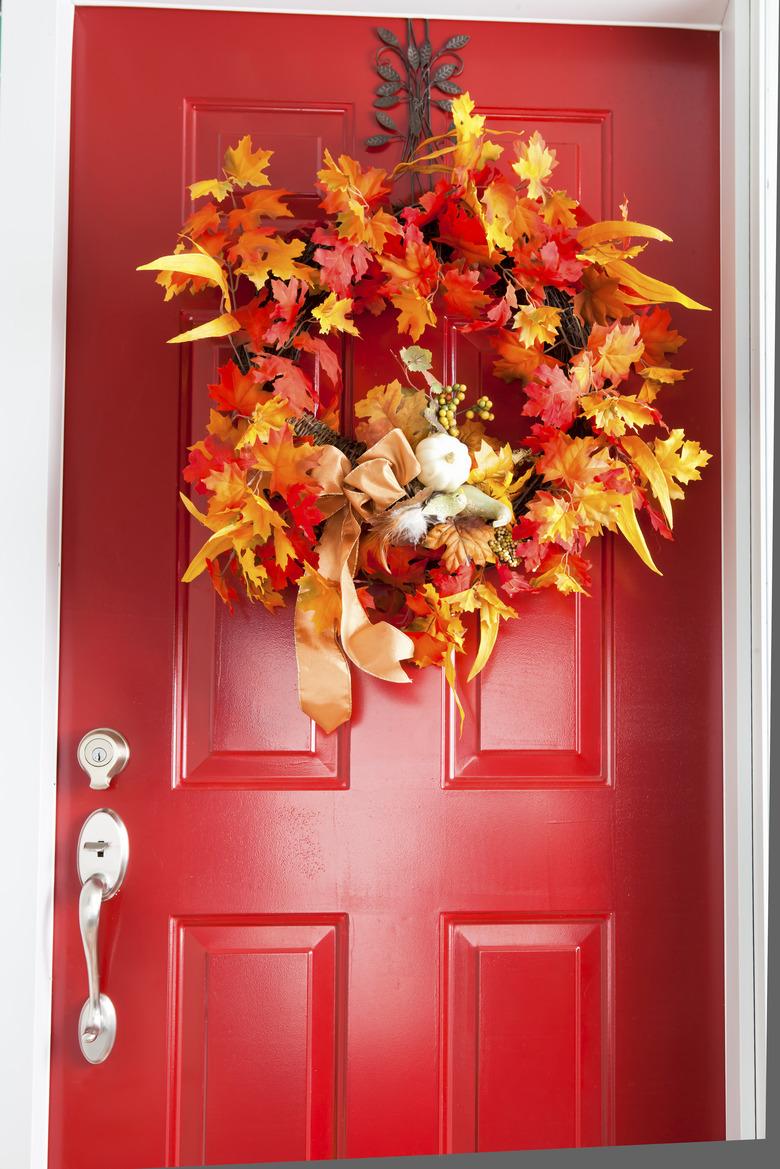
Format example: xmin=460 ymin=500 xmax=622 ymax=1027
xmin=536 ymin=433 xmax=615 ymax=489
xmin=227 ymin=189 xmax=294 ymax=231
xmin=251 ymin=424 xmax=322 ymax=499
xmin=223 ymin=136 xmax=273 ymax=187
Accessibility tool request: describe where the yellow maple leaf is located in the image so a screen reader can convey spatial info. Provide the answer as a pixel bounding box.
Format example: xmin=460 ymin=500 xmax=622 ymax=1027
xmin=235 ymin=397 xmax=290 ymax=449
xmin=312 ymin=292 xmax=360 ymax=336
xmin=541 ymin=189 xmax=578 ymax=228
xmin=449 ymin=580 xmax=517 ymax=681
xmin=588 ymin=320 xmax=644 ymax=384
xmin=513 ymin=304 xmax=561 ymax=347
xmin=637 ymin=364 xmax=689 ymax=403
xmin=223 ymin=136 xmax=273 ymax=187
xmin=451 ymin=92 xmax=503 ymax=173
xmin=390 ymin=288 xmax=436 ymax=341
xmin=579 ymin=392 xmax=657 ymax=436
xmin=296 ymin=564 xmax=342 ymax=634
xmin=621 ymin=434 xmax=674 ymax=527
xmin=525 ymin=492 xmax=580 ymax=545
xmin=653 ymin=429 xmax=712 ymax=501
xmin=189 ymin=177 xmax=234 ymax=202
xmin=512 ymin=130 xmax=557 ymax=200
xmin=354 ymin=379 xmax=429 ymax=446
xmin=468 ymin=440 xmax=530 ymax=504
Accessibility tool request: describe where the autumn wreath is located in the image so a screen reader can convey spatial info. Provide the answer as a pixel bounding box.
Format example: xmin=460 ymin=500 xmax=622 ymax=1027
xmin=139 ymin=93 xmax=711 ymax=732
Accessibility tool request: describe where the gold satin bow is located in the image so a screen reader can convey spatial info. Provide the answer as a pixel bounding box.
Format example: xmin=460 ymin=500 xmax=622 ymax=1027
xmin=294 ymin=429 xmax=421 ymax=733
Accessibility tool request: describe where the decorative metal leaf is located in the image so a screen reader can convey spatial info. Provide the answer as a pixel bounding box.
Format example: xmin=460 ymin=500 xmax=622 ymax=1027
xmin=435 ymin=79 xmax=462 ymax=95
xmin=375 ymin=110 xmax=399 ymax=132
xmin=377 ymin=62 xmax=401 ymax=82
xmin=364 ymin=21 xmax=467 ymax=169
xmin=433 ymin=62 xmax=457 ymax=83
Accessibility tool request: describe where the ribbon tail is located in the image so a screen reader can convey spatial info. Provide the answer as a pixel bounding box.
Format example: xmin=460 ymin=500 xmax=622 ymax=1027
xmin=339 ymin=561 xmax=414 ymax=684
xmin=294 ymin=592 xmax=352 ymax=734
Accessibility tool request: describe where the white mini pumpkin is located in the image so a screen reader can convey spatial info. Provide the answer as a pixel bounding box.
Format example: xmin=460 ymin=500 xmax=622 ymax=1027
xmin=415 ymin=433 xmax=472 ymax=492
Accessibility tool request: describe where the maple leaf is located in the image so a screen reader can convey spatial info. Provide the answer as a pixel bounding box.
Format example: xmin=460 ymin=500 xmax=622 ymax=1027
xmin=296 ymin=564 xmax=342 ymax=634
xmin=491 ymin=330 xmax=546 ymax=383
xmin=263 ymin=277 xmax=307 ymax=346
xmin=652 ymin=429 xmax=712 ymax=500
xmin=574 ymin=266 xmax=630 ymax=326
xmin=512 ymin=131 xmax=557 ymax=199
xmin=378 ymin=224 xmax=439 ymax=297
xmin=430 ymin=560 xmax=476 ymax=597
xmin=182 ymin=200 xmax=221 ymax=240
xmin=390 ymin=288 xmax=437 ymax=341
xmin=312 ymin=227 xmax=371 ymax=296
xmin=513 ymin=305 xmax=561 ymax=347
xmin=312 ymin=292 xmax=360 ymax=336
xmin=536 ymin=433 xmax=614 ymax=488
xmin=523 ymin=365 xmax=583 ymax=429
xmin=354 ymin=379 xmax=429 ymax=446
xmin=637 ymin=306 xmax=686 ymax=366
xmin=541 ymin=189 xmax=578 ymax=229
xmin=637 ymin=364 xmax=689 ymax=404
xmin=292 ymin=332 xmax=341 ymax=387
xmin=223 ymin=136 xmax=273 ymax=187
xmin=317 ymin=150 xmax=391 ymax=213
xmin=525 ymin=492 xmax=580 ymax=546
xmin=209 ymin=361 xmax=273 ymax=416
xmin=450 ymin=92 xmax=503 ymax=173
xmin=441 ymin=265 xmax=492 ymax=316
xmin=469 ymin=440 xmax=530 ymax=504
xmin=235 ymin=397 xmax=289 ymax=449
xmin=227 ymin=189 xmax=294 ymax=231
xmin=588 ymin=320 xmax=644 ymax=385
xmin=436 ymin=200 xmax=491 ymax=265
xmin=579 ymin=392 xmax=659 ymax=436
xmin=229 ymin=232 xmax=316 ymax=290
xmin=286 ymin=483 xmax=325 ymax=543
xmin=251 ymin=424 xmax=321 ymax=500
xmin=480 ymin=178 xmax=520 ymax=252
xmin=252 ymin=353 xmax=315 ymax=415
xmin=205 ymin=557 xmax=238 ymax=610
xmin=189 ymin=178 xmax=234 ymax=202
xmin=424 ymin=517 xmax=496 ymax=572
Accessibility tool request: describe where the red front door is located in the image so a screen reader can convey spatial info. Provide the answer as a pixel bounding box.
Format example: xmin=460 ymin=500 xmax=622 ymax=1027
xmin=49 ymin=9 xmax=724 ymax=1167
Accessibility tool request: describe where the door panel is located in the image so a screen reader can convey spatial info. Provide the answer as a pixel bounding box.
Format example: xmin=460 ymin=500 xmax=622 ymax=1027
xmin=50 ymin=9 xmax=724 ymax=1167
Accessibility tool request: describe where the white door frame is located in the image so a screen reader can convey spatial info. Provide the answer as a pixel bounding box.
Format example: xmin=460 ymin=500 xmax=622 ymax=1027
xmin=0 ymin=2 xmax=773 ymax=1166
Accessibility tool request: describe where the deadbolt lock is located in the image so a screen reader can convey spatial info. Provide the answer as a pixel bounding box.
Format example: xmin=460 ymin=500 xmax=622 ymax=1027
xmin=77 ymin=728 xmax=130 ymax=790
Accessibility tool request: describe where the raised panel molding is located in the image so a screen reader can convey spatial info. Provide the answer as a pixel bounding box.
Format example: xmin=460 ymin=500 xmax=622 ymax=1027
xmin=440 ymin=915 xmax=613 ymax=1153
xmin=175 ymin=325 xmax=349 ymax=788
xmin=168 ymin=916 xmax=347 ymax=1165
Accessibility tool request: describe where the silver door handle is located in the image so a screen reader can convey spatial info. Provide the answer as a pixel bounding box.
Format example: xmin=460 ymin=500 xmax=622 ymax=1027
xmin=76 ymin=809 xmax=129 ymax=1063
xmin=79 ymin=875 xmax=111 ymax=1044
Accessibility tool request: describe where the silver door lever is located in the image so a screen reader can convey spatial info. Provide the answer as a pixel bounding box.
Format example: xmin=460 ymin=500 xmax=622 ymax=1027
xmin=76 ymin=809 xmax=129 ymax=1063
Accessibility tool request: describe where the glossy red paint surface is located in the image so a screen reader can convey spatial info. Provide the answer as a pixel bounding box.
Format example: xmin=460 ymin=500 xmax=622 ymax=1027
xmin=49 ymin=9 xmax=725 ymax=1167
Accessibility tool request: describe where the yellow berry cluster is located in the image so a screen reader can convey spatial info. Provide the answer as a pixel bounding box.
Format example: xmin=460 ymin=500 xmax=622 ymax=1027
xmin=436 ymin=383 xmax=467 ymax=437
xmin=490 ymin=525 xmax=520 ymax=568
xmin=465 ymin=395 xmax=495 ymax=423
